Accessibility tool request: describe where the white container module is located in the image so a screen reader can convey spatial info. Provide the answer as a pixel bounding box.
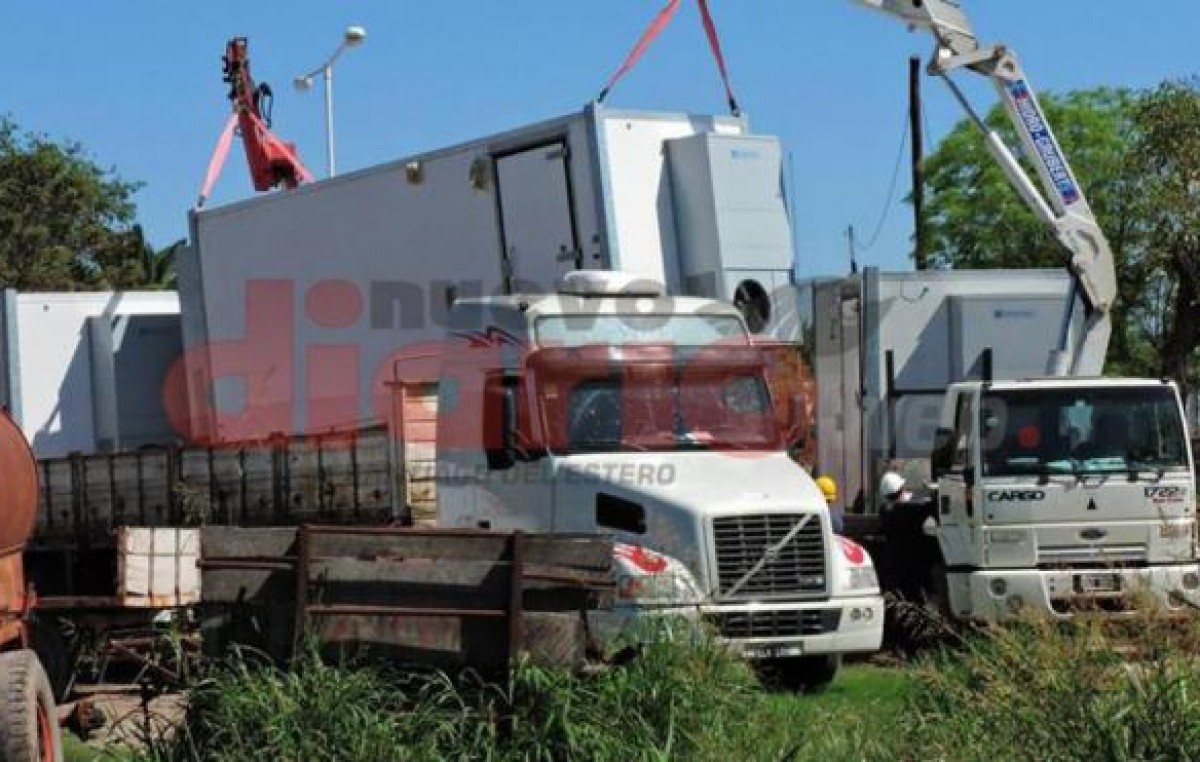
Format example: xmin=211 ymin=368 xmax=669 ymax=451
xmin=795 ymin=267 xmax=1076 ymax=512
xmin=0 ymin=291 xmax=182 ymax=457
xmin=180 ymin=106 xmax=798 ymax=442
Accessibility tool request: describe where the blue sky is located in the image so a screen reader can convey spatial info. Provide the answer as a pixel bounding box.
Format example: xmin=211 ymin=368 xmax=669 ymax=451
xmin=2 ymin=1 xmax=1197 ymax=277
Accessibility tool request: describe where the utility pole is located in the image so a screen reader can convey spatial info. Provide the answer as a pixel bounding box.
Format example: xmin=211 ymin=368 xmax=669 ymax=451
xmin=848 ymin=225 xmax=859 ymax=274
xmin=910 ymin=56 xmax=928 ymax=270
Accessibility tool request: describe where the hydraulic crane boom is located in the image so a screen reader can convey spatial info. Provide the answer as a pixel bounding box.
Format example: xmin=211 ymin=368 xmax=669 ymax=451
xmin=222 ymin=38 xmax=311 ymax=193
xmin=856 ymin=0 xmax=1117 ymax=376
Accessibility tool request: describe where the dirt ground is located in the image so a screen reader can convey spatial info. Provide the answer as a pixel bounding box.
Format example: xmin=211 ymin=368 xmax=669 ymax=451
xmin=72 ymin=690 xmax=188 ymax=751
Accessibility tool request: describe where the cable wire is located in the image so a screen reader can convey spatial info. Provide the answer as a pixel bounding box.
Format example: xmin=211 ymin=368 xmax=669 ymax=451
xmin=858 ymin=110 xmax=911 ymax=253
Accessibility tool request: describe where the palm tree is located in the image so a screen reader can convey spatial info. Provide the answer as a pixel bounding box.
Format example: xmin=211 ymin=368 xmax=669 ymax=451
xmin=140 ymin=233 xmax=185 ymax=290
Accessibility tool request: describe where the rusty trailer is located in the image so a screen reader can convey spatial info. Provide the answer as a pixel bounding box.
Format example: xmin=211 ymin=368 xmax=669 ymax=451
xmin=199 ymin=526 xmax=613 ymax=673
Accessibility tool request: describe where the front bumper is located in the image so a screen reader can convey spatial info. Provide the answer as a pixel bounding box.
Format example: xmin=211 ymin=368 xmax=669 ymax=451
xmin=591 ymin=595 xmax=885 ymax=660
xmin=949 ymin=564 xmax=1200 ymax=622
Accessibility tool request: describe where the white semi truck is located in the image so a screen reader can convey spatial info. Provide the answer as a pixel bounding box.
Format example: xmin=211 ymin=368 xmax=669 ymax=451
xmin=176 ymin=106 xmax=884 ymax=683
xmin=423 ymin=269 xmax=883 ymax=686
xmin=845 ymin=0 xmax=1200 ymax=620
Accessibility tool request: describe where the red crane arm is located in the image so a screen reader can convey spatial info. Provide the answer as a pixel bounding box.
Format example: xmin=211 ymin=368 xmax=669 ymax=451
xmin=221 ymin=37 xmax=312 ymax=192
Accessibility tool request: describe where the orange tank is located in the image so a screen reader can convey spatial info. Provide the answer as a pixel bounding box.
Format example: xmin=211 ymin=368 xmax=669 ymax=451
xmin=0 ymin=410 xmax=36 ymax=556
xmin=0 ymin=410 xmax=35 ymax=643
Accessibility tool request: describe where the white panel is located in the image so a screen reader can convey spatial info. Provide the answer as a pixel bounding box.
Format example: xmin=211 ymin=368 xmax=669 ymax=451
xmin=874 ymin=270 xmax=1071 ymax=395
xmin=15 ymin=293 xmax=180 ymax=458
xmin=193 ymin=149 xmax=506 ymax=441
xmin=188 ymin=112 xmax=607 ymax=443
xmin=599 ymin=113 xmax=745 ymax=292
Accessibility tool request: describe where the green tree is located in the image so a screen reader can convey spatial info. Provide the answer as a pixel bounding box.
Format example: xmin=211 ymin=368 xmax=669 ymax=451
xmin=134 ymin=226 xmax=184 ymax=290
xmin=921 ymin=87 xmax=1163 ymax=378
xmin=0 ymin=117 xmax=152 ymax=290
xmin=1127 ymin=79 xmax=1200 ymax=394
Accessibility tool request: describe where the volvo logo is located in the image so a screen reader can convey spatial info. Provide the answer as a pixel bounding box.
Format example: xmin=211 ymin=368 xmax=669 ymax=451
xmin=987 ymin=490 xmax=1047 ymax=503
xmin=1080 ymin=528 xmax=1108 ymax=541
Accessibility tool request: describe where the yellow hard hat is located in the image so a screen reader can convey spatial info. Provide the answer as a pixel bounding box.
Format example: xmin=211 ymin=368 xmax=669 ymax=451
xmin=815 ymin=476 xmax=838 ymax=502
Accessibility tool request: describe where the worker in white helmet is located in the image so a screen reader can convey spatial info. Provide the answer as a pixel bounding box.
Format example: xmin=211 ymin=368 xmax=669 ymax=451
xmin=879 ymin=471 xmax=910 ymax=513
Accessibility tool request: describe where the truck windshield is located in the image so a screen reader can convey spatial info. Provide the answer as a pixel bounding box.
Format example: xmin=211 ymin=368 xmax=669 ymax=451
xmin=981 ymin=386 xmax=1189 ymax=477
xmin=544 ymin=373 xmax=780 ymax=454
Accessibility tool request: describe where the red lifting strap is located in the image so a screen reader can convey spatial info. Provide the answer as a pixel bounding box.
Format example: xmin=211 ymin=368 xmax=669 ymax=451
xmin=696 ymin=0 xmax=740 ymax=115
xmin=197 ymin=112 xmax=314 ymax=208
xmin=597 ymin=0 xmax=741 ymax=115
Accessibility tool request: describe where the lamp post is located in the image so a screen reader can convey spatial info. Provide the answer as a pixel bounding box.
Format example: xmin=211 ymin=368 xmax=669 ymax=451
xmin=294 ymin=25 xmax=367 ymax=178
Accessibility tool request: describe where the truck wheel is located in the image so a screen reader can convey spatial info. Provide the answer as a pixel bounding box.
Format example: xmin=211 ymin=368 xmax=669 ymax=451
xmin=771 ymin=654 xmax=842 ymax=693
xmin=28 ymin=619 xmax=71 ymax=702
xmin=0 ymin=650 xmax=63 ymax=762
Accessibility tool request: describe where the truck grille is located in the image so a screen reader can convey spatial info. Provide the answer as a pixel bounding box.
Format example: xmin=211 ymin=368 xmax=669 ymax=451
xmin=712 ymin=514 xmax=827 ymax=601
xmin=713 ymin=609 xmax=842 ymax=639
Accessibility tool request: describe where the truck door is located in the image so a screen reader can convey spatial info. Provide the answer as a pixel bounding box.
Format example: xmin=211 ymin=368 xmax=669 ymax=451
xmin=495 ymin=142 xmax=580 ymax=293
xmin=938 ymin=390 xmax=979 ymax=567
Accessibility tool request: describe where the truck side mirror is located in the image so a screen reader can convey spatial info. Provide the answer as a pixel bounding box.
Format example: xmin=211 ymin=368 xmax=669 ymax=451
xmin=485 ymin=377 xmax=545 ymax=470
xmin=931 ymin=426 xmax=954 ymax=481
xmin=484 ymin=381 xmax=516 ymax=471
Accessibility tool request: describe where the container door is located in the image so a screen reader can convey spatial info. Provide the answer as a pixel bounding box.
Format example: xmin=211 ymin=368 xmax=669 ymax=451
xmin=815 ymin=283 xmax=864 ymax=511
xmin=495 ymin=142 xmax=579 ymax=293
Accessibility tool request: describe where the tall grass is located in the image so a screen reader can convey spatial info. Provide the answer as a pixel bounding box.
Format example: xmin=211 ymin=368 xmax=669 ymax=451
xmin=122 ymin=610 xmax=1200 ymax=762
xmin=130 ymin=628 xmax=764 ymax=762
xmin=899 ymin=611 xmax=1200 ymax=762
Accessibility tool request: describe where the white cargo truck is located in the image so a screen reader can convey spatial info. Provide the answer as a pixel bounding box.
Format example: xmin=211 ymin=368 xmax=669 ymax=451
xmin=423 ymin=270 xmax=883 ymax=687
xmin=844 ymin=0 xmax=1200 ymax=621
xmin=796 ymin=267 xmax=1076 ymax=513
xmin=929 ymin=378 xmax=1198 ymax=620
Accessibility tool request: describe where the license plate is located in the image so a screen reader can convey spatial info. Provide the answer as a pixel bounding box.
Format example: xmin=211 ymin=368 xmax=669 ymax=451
xmin=745 ymin=643 xmax=804 ymax=660
xmin=1077 ymin=573 xmax=1122 ymax=594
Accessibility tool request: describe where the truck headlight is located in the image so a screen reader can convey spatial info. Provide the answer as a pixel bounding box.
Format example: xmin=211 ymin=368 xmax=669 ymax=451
xmin=1159 ymin=522 xmax=1193 ymax=540
xmin=836 ymin=537 xmax=879 ymax=591
xmin=848 ymin=566 xmax=879 ymax=591
xmin=613 ymin=544 xmax=703 ymax=605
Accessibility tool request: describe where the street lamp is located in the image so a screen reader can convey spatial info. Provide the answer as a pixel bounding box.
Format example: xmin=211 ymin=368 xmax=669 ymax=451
xmin=294 ymin=25 xmax=367 ymax=178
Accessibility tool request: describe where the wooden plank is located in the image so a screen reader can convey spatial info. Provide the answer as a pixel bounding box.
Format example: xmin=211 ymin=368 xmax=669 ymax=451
xmin=238 ymin=448 xmax=276 ymax=524
xmin=306 ymin=533 xmax=513 ymax=562
xmin=399 ymin=443 xmax=438 ymax=461
xmin=201 ymin=527 xmax=299 ymax=559
xmin=302 ymin=532 xmax=612 ymax=568
xmin=307 ymin=557 xmax=503 ymax=586
xmin=37 ymin=460 xmax=75 ymax=543
xmin=400 ymin=420 xmax=438 ymax=444
xmin=201 ymin=569 xmax=294 ymax=604
xmin=523 ymin=535 xmax=613 ymax=570
xmin=208 ymin=449 xmax=244 ymax=524
xmin=285 ymin=439 xmax=321 ymax=523
xmin=177 ymin=449 xmax=214 ymax=525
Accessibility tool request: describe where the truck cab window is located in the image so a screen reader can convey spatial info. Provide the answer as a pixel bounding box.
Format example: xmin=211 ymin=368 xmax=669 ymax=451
xmin=981 ymin=386 xmax=1188 ymax=477
xmin=567 ymin=380 xmax=623 ymax=450
xmin=951 ymin=393 xmax=974 ymax=472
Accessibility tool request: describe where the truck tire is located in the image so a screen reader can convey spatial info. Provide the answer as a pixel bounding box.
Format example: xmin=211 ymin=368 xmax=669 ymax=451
xmin=28 ymin=619 xmax=71 ymax=702
xmin=772 ymin=654 xmax=842 ymax=693
xmin=0 ymin=650 xmax=63 ymax=762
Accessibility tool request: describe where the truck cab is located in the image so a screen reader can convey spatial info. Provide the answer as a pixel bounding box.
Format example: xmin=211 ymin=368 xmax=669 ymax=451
xmin=931 ymin=378 xmax=1200 ymax=620
xmin=432 ymin=271 xmax=883 ymax=683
